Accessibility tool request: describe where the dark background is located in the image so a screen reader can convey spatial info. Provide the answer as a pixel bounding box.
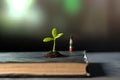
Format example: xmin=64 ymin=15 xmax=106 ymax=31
xmin=0 ymin=0 xmax=120 ymax=52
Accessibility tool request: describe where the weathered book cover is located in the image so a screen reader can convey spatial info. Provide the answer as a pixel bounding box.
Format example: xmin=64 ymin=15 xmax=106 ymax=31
xmin=0 ymin=51 xmax=89 ymax=76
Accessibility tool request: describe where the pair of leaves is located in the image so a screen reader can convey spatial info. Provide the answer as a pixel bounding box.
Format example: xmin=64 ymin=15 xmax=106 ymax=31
xmin=43 ymin=28 xmax=63 ymax=42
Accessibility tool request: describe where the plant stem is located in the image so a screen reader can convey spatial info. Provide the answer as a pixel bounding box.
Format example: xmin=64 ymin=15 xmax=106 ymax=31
xmin=53 ymin=39 xmax=56 ymax=52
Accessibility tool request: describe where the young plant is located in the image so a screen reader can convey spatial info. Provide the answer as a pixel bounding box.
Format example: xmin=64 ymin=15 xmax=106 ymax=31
xmin=43 ymin=28 xmax=63 ymax=53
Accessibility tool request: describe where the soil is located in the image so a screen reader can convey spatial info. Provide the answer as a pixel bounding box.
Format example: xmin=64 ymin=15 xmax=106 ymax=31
xmin=44 ymin=51 xmax=69 ymax=58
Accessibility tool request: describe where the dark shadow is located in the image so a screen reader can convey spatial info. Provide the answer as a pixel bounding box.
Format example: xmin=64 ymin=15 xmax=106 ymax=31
xmin=87 ymin=63 xmax=107 ymax=77
xmin=0 ymin=75 xmax=88 ymax=78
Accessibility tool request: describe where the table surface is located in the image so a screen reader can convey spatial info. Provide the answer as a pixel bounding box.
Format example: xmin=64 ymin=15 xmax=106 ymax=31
xmin=0 ymin=52 xmax=119 ymax=80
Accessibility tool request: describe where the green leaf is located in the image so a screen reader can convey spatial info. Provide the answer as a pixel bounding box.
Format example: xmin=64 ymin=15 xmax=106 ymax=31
xmin=52 ymin=28 xmax=57 ymax=38
xmin=43 ymin=37 xmax=53 ymax=42
xmin=55 ymin=33 xmax=63 ymax=39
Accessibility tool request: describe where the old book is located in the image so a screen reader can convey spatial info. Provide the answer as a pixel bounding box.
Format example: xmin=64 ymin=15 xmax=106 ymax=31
xmin=0 ymin=51 xmax=89 ymax=76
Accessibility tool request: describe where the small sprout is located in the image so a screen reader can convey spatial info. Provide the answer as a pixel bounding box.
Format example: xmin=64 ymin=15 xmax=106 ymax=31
xmin=43 ymin=28 xmax=63 ymax=52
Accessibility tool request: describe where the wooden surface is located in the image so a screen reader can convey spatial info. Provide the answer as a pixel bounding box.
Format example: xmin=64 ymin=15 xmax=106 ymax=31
xmin=0 ymin=63 xmax=88 ymax=76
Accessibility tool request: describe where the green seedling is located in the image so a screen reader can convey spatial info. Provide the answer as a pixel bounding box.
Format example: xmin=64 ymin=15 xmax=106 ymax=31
xmin=43 ymin=28 xmax=63 ymax=53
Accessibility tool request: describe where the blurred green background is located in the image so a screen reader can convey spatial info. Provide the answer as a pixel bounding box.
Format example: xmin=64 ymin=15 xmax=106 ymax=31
xmin=0 ymin=0 xmax=120 ymax=52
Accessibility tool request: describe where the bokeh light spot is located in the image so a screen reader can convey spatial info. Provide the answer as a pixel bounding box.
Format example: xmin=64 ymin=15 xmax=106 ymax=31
xmin=63 ymin=0 xmax=82 ymax=16
xmin=5 ymin=0 xmax=34 ymax=19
